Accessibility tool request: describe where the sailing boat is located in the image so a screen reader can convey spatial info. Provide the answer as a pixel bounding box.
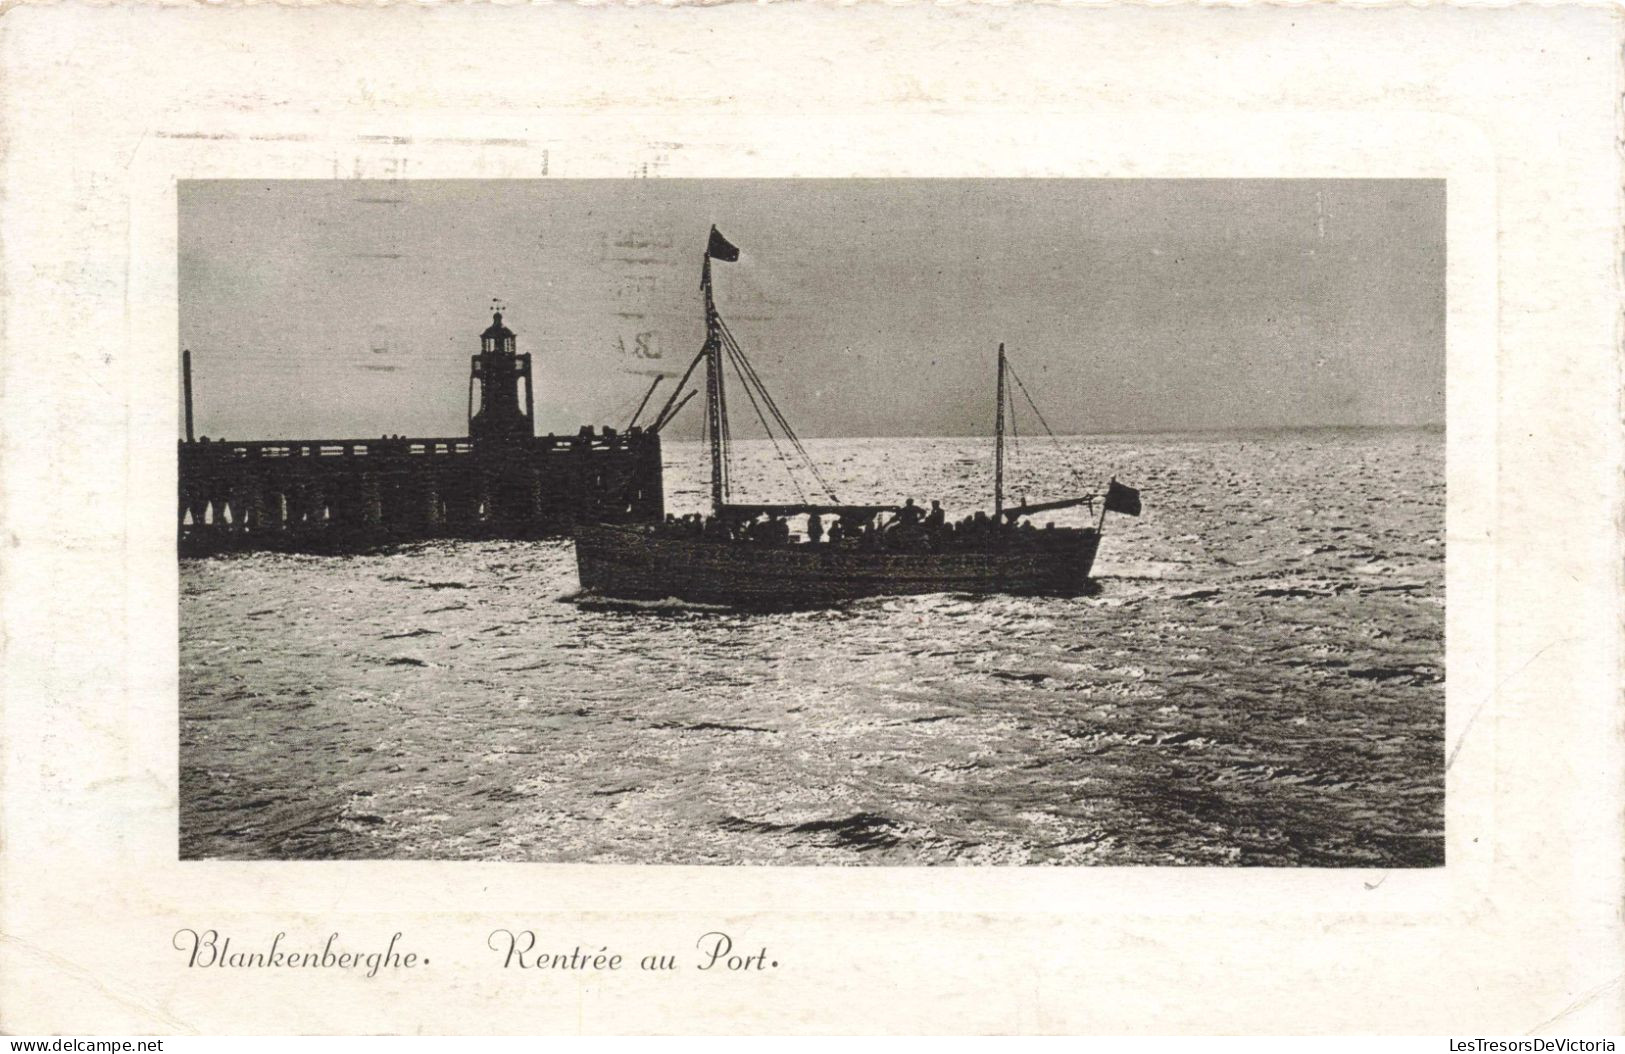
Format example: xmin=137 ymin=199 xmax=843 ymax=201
xmin=573 ymin=227 xmax=1142 ymax=605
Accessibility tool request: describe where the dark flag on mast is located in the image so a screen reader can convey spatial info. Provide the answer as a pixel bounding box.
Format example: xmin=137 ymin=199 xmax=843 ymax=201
xmin=1104 ymin=478 xmax=1142 ymax=517
xmin=707 ymin=226 xmax=740 ymax=262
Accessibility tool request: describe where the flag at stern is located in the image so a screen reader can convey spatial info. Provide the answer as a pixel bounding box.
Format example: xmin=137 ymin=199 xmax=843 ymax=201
xmin=1104 ymin=478 xmax=1142 ymax=517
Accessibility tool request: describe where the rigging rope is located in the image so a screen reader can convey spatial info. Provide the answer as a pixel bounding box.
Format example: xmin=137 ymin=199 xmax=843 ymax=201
xmin=1005 ymin=370 xmax=1028 ymax=503
xmin=608 ymin=387 xmax=648 ymax=428
xmin=705 ymin=339 xmax=732 ymax=503
xmin=1005 ymin=354 xmax=1082 ymax=503
xmin=1005 ymin=359 xmax=1065 ymax=449
xmin=724 ymin=335 xmax=826 ymax=505
xmin=723 ymin=340 xmax=808 ymax=505
xmin=715 ymin=317 xmax=840 ymax=504
xmin=718 ymin=348 xmax=732 ymax=502
xmin=718 ymin=322 xmax=806 ymax=456
xmin=1007 ymin=377 xmax=1021 ymax=457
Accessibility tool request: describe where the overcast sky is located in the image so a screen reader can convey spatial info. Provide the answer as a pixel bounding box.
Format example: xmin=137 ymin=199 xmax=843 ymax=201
xmin=179 ymin=179 xmax=1443 ymax=440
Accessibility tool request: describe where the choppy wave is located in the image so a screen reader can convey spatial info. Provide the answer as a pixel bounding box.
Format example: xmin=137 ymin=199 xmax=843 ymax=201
xmin=181 ymin=429 xmax=1444 ymax=866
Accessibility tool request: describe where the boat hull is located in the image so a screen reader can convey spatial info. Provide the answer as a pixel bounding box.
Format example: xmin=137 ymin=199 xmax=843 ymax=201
xmin=574 ymin=523 xmax=1100 ymax=605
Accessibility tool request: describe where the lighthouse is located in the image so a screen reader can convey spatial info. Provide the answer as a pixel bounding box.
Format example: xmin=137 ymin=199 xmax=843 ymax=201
xmin=467 ymin=310 xmax=535 ymax=442
xmin=178 ymin=300 xmax=666 ymax=555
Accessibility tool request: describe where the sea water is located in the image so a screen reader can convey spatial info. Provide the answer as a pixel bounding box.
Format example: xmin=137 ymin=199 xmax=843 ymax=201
xmin=180 ymin=428 xmax=1444 ymax=866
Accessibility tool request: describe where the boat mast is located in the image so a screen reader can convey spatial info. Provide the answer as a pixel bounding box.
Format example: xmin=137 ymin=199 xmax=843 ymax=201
xmin=994 ymin=342 xmax=1006 ymax=519
xmin=702 ymin=251 xmax=729 ymax=514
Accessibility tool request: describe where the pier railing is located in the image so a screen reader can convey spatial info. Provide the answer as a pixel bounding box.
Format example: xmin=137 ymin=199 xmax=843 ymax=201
xmin=181 ymin=431 xmax=650 ymax=461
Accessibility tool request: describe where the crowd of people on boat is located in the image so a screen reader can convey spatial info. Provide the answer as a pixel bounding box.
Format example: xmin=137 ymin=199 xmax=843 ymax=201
xmin=655 ymin=497 xmax=1066 ymax=551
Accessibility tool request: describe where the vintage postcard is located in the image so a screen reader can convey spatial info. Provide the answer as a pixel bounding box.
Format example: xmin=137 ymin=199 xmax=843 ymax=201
xmin=1 ymin=2 xmax=1620 ymax=1036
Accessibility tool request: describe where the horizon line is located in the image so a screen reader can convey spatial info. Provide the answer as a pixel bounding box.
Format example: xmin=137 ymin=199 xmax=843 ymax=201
xmin=179 ymin=421 xmax=1445 ymax=444
xmin=662 ymin=422 xmax=1445 ymax=442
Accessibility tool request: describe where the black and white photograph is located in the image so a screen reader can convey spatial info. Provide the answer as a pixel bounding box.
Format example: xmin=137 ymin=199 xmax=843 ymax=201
xmin=178 ymin=178 xmax=1445 ymax=867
